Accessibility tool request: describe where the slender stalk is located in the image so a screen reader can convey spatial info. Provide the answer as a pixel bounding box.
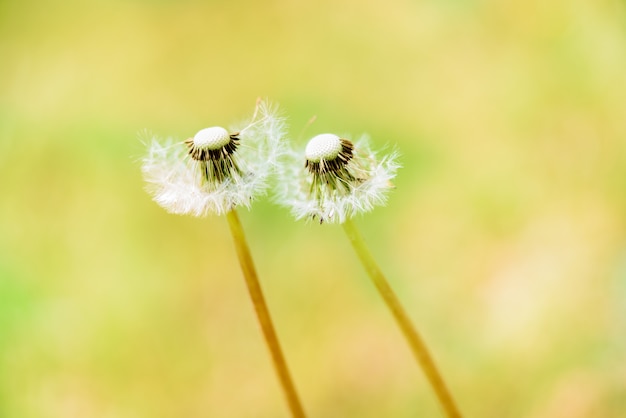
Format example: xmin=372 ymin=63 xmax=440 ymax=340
xmin=342 ymin=219 xmax=462 ymax=418
xmin=225 ymin=209 xmax=306 ymax=418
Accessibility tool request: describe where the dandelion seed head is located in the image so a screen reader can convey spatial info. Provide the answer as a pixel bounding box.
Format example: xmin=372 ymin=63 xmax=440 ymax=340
xmin=142 ymin=100 xmax=286 ymax=217
xmin=277 ymin=133 xmax=400 ymax=224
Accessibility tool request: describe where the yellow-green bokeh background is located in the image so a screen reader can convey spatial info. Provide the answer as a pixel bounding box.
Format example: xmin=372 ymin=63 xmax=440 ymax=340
xmin=1 ymin=0 xmax=626 ymax=416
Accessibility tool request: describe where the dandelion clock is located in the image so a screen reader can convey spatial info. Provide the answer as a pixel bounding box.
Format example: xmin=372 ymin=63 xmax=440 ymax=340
xmin=277 ymin=131 xmax=462 ymax=418
xmin=142 ymin=100 xmax=307 ymax=418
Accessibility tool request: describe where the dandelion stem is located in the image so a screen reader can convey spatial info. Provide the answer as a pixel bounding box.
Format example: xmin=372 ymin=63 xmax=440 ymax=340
xmin=342 ymin=219 xmax=462 ymax=418
xmin=225 ymin=209 xmax=307 ymax=418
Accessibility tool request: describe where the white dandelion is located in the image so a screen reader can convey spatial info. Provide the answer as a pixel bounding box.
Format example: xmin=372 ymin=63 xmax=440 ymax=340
xmin=140 ymin=100 xmax=307 ymax=417
xmin=142 ymin=99 xmax=285 ymax=216
xmin=276 ymin=130 xmax=461 ymax=417
xmin=277 ymin=133 xmax=399 ymax=224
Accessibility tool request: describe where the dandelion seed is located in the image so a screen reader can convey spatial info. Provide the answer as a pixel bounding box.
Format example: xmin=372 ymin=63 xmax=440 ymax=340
xmin=277 ymin=132 xmax=399 ymax=224
xmin=142 ymin=100 xmax=285 ymax=216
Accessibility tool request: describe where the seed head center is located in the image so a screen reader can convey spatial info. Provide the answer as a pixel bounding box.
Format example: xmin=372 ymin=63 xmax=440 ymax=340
xmin=193 ymin=127 xmax=231 ymax=151
xmin=305 ymin=134 xmax=343 ymax=163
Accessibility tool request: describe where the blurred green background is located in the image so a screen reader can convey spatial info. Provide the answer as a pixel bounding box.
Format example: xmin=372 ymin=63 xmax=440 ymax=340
xmin=1 ymin=0 xmax=626 ymax=416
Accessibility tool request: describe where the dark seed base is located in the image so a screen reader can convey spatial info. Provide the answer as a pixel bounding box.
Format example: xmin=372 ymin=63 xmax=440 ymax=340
xmin=305 ymin=138 xmax=354 ymax=176
xmin=304 ymin=139 xmax=363 ymax=223
xmin=185 ymin=133 xmax=242 ymax=183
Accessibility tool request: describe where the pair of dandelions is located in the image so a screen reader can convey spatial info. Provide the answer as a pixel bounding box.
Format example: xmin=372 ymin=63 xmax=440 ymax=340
xmin=143 ymin=101 xmax=396 ymax=223
xmin=142 ymin=100 xmax=461 ymax=418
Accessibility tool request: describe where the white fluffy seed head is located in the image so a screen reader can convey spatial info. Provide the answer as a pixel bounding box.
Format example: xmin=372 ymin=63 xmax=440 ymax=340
xmin=305 ymin=133 xmax=342 ymax=162
xmin=193 ymin=126 xmax=230 ymax=150
xmin=276 ymin=135 xmax=400 ymax=224
xmin=142 ymin=100 xmax=287 ymax=217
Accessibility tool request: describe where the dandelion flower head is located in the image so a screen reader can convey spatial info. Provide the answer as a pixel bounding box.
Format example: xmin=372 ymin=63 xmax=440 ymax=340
xmin=277 ymin=133 xmax=399 ymax=224
xmin=142 ymin=100 xmax=285 ymax=216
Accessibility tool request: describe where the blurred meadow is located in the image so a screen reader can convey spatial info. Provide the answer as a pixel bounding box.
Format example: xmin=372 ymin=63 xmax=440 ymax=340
xmin=1 ymin=0 xmax=626 ymax=416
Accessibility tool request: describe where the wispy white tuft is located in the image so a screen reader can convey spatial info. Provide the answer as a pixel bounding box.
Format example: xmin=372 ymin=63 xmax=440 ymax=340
xmin=276 ymin=134 xmax=400 ymax=224
xmin=141 ymin=100 xmax=286 ymax=216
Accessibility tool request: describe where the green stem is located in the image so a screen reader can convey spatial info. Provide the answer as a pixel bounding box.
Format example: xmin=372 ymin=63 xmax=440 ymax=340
xmin=225 ymin=209 xmax=307 ymax=418
xmin=342 ymin=219 xmax=462 ymax=418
